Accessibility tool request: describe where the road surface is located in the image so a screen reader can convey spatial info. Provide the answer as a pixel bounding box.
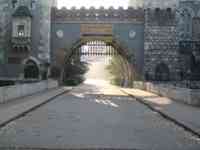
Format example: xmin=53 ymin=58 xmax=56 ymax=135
xmin=0 ymin=58 xmax=200 ymax=149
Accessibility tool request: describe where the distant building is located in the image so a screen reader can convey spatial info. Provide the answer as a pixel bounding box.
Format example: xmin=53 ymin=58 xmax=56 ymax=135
xmin=129 ymin=0 xmax=143 ymax=8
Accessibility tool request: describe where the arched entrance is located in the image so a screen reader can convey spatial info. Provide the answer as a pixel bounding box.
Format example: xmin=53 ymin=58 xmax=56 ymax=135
xmin=51 ymin=8 xmax=144 ymax=83
xmin=58 ymin=37 xmax=135 ymax=87
xmin=155 ymin=63 xmax=170 ymax=81
xmin=24 ymin=60 xmax=40 ymax=79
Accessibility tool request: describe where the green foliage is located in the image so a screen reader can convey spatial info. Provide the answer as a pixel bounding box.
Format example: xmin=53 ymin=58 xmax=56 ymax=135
xmin=64 ymin=60 xmax=89 ymax=86
xmin=106 ymin=55 xmax=125 ymax=86
xmin=64 ymin=75 xmax=85 ymax=86
xmin=106 ymin=55 xmax=138 ymax=87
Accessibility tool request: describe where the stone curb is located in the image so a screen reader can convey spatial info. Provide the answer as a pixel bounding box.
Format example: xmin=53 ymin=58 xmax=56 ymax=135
xmin=121 ymin=89 xmax=200 ymax=139
xmin=0 ymin=88 xmax=73 ymax=129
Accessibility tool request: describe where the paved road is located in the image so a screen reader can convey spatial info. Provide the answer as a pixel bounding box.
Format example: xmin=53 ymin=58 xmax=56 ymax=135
xmin=0 ymin=79 xmax=200 ymax=150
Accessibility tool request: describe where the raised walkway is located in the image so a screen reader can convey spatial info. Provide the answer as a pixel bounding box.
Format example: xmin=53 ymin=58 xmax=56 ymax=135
xmin=0 ymin=87 xmax=72 ymax=128
xmin=122 ymin=88 xmax=200 ymax=137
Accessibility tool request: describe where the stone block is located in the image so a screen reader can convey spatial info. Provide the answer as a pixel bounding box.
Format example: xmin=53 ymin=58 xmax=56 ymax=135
xmin=133 ymin=81 xmax=200 ymax=106
xmin=3 ymin=85 xmax=21 ymax=103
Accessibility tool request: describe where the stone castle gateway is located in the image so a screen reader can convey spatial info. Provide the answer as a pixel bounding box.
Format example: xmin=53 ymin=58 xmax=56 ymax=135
xmin=0 ymin=0 xmax=200 ymax=82
xmin=50 ymin=7 xmax=144 ymax=79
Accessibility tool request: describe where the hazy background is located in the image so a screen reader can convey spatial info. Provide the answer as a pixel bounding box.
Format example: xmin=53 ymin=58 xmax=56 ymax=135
xmin=57 ymin=0 xmax=144 ymax=9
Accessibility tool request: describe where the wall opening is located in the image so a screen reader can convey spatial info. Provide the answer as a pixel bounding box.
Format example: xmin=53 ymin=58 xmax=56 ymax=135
xmin=24 ymin=60 xmax=39 ymax=79
xmin=53 ymin=38 xmax=135 ymax=87
xmin=155 ymin=63 xmax=170 ymax=81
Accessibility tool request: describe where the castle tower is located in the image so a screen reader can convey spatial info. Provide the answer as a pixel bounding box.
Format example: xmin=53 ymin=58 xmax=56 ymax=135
xmin=0 ymin=0 xmax=56 ymax=80
xmin=143 ymin=0 xmax=180 ymax=81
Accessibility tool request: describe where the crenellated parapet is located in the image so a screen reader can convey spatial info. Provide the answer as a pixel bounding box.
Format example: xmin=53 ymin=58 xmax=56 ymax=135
xmin=51 ymin=7 xmax=144 ymax=23
xmin=144 ymin=0 xmax=178 ymax=9
xmin=145 ymin=7 xmax=176 ymax=26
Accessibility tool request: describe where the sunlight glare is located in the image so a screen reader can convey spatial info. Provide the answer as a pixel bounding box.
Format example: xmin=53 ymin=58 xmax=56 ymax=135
xmin=58 ymin=0 xmax=129 ymax=9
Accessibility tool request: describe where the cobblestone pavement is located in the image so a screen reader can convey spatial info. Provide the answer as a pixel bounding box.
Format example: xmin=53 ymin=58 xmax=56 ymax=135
xmin=0 ymin=79 xmax=200 ymax=150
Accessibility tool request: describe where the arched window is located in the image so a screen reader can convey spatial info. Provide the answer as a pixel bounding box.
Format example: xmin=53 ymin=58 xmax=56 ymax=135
xmin=155 ymin=63 xmax=170 ymax=81
xmin=24 ymin=60 xmax=39 ymax=79
xmin=17 ymin=25 xmax=25 ymax=37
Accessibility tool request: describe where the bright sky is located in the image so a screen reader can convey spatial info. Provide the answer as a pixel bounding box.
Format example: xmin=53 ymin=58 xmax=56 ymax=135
xmin=58 ymin=0 xmax=129 ymax=9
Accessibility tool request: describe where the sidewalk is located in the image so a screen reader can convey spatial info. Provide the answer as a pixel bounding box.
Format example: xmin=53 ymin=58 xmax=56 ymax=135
xmin=122 ymin=88 xmax=200 ymax=136
xmin=0 ymin=87 xmax=72 ymax=128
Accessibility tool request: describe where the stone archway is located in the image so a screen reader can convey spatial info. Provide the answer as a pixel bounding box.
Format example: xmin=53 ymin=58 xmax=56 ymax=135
xmin=155 ymin=63 xmax=170 ymax=81
xmin=60 ymin=37 xmax=135 ymax=86
xmin=24 ymin=60 xmax=40 ymax=79
xmin=63 ymin=37 xmax=132 ymax=64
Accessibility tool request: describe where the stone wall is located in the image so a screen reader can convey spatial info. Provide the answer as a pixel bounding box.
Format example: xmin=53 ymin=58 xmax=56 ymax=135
xmin=51 ymin=7 xmax=144 ymax=23
xmin=133 ymin=81 xmax=200 ymax=106
xmin=144 ymin=0 xmax=178 ymax=9
xmin=144 ymin=8 xmax=181 ymax=81
xmin=0 ymin=80 xmax=58 ymax=104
